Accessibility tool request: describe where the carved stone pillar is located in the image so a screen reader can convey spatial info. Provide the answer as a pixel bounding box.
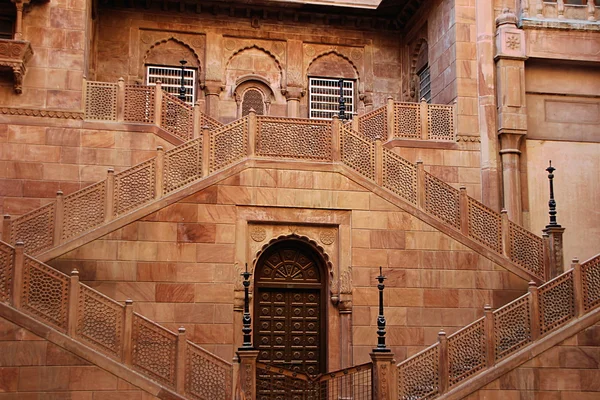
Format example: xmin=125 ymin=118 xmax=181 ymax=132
xmin=495 ymin=9 xmax=528 ymax=223
xmin=203 ymin=81 xmax=223 ymax=119
xmin=236 ymin=350 xmax=259 ymax=400
xmin=370 ymin=352 xmax=395 ymax=400
xmin=338 ymin=294 xmax=352 ymax=368
xmin=543 ymin=226 xmax=566 ymax=277
xmin=283 ymin=86 xmax=304 ymax=118
xmin=499 ymin=132 xmax=525 ymax=224
xmin=10 ymin=0 xmax=29 ymax=41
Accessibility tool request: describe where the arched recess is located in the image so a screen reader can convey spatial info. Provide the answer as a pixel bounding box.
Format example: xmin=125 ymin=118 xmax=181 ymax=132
xmin=225 ymin=46 xmax=283 ymax=95
xmin=234 ymin=76 xmax=275 ymax=117
xmin=252 ymin=236 xmax=329 ymax=383
xmin=143 ymin=38 xmax=202 ymax=71
xmin=306 ymin=51 xmax=360 ymax=81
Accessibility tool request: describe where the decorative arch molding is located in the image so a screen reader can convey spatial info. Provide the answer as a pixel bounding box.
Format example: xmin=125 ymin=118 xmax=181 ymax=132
xmin=410 ymin=37 xmax=428 ymax=76
xmin=142 ymin=37 xmax=202 ymax=71
xmin=224 ymin=45 xmax=284 ymax=85
xmin=251 ymin=233 xmax=334 ymax=290
xmin=305 ymin=50 xmax=360 ymax=81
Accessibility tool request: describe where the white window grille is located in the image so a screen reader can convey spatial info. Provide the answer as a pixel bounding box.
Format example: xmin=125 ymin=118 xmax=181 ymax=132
xmin=146 ymin=65 xmax=196 ymax=105
xmin=418 ymin=65 xmax=431 ymax=103
xmin=309 ymin=77 xmax=355 ymax=120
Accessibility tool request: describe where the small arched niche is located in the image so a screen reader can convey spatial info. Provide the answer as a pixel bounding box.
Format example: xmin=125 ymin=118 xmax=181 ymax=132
xmin=234 ymin=77 xmax=275 ymax=118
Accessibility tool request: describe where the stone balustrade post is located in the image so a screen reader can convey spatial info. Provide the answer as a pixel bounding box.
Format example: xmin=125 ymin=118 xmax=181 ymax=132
xmin=236 ymin=350 xmax=259 ymax=400
xmin=557 ymin=0 xmax=565 ymax=19
xmin=542 ymin=233 xmax=551 ymax=280
xmin=459 ymin=186 xmax=469 ymax=236
xmin=67 ymin=269 xmax=80 ymax=337
xmin=192 ymin=101 xmax=202 ymax=139
xmin=202 ymin=126 xmax=211 ymax=176
xmin=370 ymin=352 xmax=395 ymax=400
xmin=416 ymin=161 xmax=425 ymax=211
xmin=501 ymin=209 xmax=510 ymax=258
xmin=386 ymin=97 xmax=395 ymax=140
xmin=528 ymin=281 xmax=540 ymax=340
xmin=154 ymin=81 xmax=163 ymax=128
xmin=419 ymin=99 xmax=429 ymax=140
xmin=589 ymin=0 xmax=597 ymax=21
xmin=438 ymin=330 xmax=448 ymax=394
xmin=122 ymin=299 xmax=133 ymax=366
xmin=12 ymin=241 xmax=24 ymax=308
xmin=247 ymin=109 xmax=257 ymax=157
xmin=155 ymin=147 xmax=164 ymax=199
xmin=117 ymin=78 xmax=125 ymax=122
xmin=544 ymin=226 xmax=565 ymax=277
xmin=54 ymin=191 xmax=64 ymax=246
xmin=176 ymin=327 xmax=187 ymax=394
xmin=375 ymin=139 xmax=383 ymax=186
xmin=331 ymin=115 xmax=341 ymax=162
xmin=572 ymin=258 xmax=585 ymax=317
xmin=105 ymin=168 xmax=115 ymax=223
xmin=3 ymin=215 xmax=11 ymax=243
xmin=484 ymin=305 xmax=495 ymax=367
xmin=352 ymin=116 xmax=359 ymax=132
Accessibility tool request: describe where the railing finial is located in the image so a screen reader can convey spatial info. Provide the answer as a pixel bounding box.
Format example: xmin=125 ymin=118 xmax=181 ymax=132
xmin=239 ymin=263 xmax=253 ymax=350
xmin=546 ymin=160 xmax=561 ymax=228
xmin=373 ymin=266 xmax=390 ymax=353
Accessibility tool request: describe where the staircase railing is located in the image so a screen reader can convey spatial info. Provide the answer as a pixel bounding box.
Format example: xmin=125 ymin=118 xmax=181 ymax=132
xmin=84 ymin=79 xmax=223 ymax=142
xmin=5 ymin=112 xmax=548 ymax=281
xmin=357 ymin=98 xmax=456 ymax=142
xmin=0 ymin=239 xmax=233 ymax=400
xmin=397 ymin=253 xmax=600 ymax=400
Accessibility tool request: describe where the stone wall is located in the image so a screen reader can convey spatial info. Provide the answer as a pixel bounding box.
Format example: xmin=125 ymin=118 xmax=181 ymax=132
xmin=48 ymin=165 xmax=528 ymax=366
xmin=0 ymin=315 xmax=160 ymax=399
xmin=464 ymin=323 xmax=600 ymax=399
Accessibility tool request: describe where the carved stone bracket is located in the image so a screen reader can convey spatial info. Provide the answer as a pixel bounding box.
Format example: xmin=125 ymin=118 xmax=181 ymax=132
xmin=0 ymin=39 xmax=33 ymax=94
xmin=281 ymin=85 xmax=305 ymax=101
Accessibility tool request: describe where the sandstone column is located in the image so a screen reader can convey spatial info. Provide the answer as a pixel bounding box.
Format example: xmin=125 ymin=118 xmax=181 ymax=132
xmin=285 ymin=39 xmax=304 ymax=118
xmin=495 ymin=9 xmax=528 ymax=224
xmin=203 ymin=32 xmax=224 ymax=119
xmin=284 ymin=87 xmax=303 ymax=118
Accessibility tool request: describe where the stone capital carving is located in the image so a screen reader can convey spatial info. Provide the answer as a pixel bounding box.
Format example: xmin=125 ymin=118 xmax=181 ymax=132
xmin=499 ymin=131 xmax=526 ymax=154
xmin=282 ymin=86 xmax=305 ymax=101
xmin=495 ymin=9 xmax=527 ymax=61
xmin=202 ymin=80 xmax=224 ymax=96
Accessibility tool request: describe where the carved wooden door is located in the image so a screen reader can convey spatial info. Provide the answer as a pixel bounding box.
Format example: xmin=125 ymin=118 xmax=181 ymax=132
xmin=254 ymin=242 xmax=326 ymax=398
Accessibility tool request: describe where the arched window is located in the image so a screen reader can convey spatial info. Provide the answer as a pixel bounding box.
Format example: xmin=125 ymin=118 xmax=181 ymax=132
xmin=241 ymin=88 xmax=265 ymax=116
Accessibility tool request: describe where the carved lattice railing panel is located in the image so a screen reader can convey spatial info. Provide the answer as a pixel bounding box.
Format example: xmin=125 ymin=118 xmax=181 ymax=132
xmin=114 ymin=158 xmax=156 ymax=216
xmin=185 ymin=342 xmax=233 ymax=400
xmin=424 ymin=172 xmax=461 ymax=230
xmin=132 ymin=313 xmax=177 ymax=388
xmin=398 ymin=344 xmax=439 ymax=400
xmin=538 ymin=271 xmax=575 ymax=335
xmin=124 ymin=85 xmax=155 ymax=124
xmin=582 ymin=254 xmax=600 ymax=311
xmin=394 ymin=103 xmax=420 ymax=139
xmin=447 ymin=318 xmax=486 ymax=387
xmin=467 ymin=198 xmax=502 ymax=253
xmin=427 ymin=104 xmax=454 ymax=141
xmin=493 ymin=294 xmax=531 ymax=360
xmin=22 ymin=256 xmax=69 ymax=331
xmin=161 ymin=92 xmax=194 ymax=142
xmin=10 ymin=202 xmax=55 ymax=255
xmin=199 ymin=113 xmax=224 ymax=131
xmin=358 ymin=106 xmax=387 ymax=141
xmin=341 ymin=126 xmax=376 ymax=180
xmin=256 ymin=116 xmax=332 ymax=161
xmin=76 ymin=285 xmax=124 ymax=358
xmin=209 ymin=117 xmax=248 ymax=173
xmin=163 ymin=138 xmax=203 ymax=194
xmin=508 ymin=221 xmax=545 ymax=280
xmin=62 ymin=181 xmax=106 ymax=241
xmin=85 ymin=81 xmax=118 ymax=121
xmin=382 ymin=148 xmax=417 ymax=205
xmin=0 ymin=242 xmax=14 ymax=302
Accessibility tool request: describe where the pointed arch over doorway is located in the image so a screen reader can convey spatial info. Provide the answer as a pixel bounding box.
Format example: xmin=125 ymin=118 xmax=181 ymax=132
xmin=253 ymin=237 xmax=328 ymax=391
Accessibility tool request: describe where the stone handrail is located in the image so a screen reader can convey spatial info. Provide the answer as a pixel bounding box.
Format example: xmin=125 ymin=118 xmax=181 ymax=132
xmin=0 ymin=240 xmax=233 ymax=400
xmin=357 ymin=98 xmax=456 ymax=142
xmin=5 ymin=111 xmax=548 ymax=281
xmin=397 ymin=252 xmax=600 ymax=399
xmin=521 ymin=0 xmax=599 ymax=22
xmin=84 ymin=79 xmax=223 ymax=141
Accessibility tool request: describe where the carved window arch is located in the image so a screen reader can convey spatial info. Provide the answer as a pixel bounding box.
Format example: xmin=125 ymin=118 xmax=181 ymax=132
xmin=241 ymin=88 xmax=265 ymax=116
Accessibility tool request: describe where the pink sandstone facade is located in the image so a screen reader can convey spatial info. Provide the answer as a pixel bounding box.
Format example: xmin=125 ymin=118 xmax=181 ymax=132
xmin=0 ymin=0 xmax=598 ymax=399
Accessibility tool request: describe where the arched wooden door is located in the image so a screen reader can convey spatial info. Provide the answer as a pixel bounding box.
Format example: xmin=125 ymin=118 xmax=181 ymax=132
xmin=254 ymin=240 xmax=327 ymax=392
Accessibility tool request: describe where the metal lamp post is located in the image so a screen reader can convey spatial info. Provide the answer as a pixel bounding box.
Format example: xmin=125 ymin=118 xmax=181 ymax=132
xmin=546 ymin=161 xmax=561 ymax=228
xmin=338 ymin=78 xmax=347 ymax=120
xmin=239 ymin=263 xmax=253 ymax=350
xmin=373 ymin=266 xmax=390 ymax=353
xmin=179 ymin=59 xmax=187 ymax=102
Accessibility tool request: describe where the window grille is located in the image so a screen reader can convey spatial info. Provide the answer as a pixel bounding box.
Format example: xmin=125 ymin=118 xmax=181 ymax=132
xmin=242 ymin=89 xmax=265 ymax=116
xmin=146 ymin=65 xmax=196 ymax=105
xmin=309 ymin=77 xmax=354 ymax=120
xmin=418 ymin=65 xmax=431 ymax=103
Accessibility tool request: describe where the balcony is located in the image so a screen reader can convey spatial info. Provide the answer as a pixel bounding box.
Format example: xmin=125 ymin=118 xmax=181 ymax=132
xmin=0 ymin=38 xmax=33 ymax=93
xmin=521 ymin=0 xmax=600 ymax=29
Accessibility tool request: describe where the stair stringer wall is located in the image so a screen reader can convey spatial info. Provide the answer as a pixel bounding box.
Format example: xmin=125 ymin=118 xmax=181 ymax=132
xmin=47 ymin=163 xmax=531 ymax=367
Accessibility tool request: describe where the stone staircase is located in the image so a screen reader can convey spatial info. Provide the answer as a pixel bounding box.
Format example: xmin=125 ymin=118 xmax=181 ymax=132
xmin=5 ymin=86 xmax=547 ymax=282
xmin=0 ymin=239 xmax=232 ymax=400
